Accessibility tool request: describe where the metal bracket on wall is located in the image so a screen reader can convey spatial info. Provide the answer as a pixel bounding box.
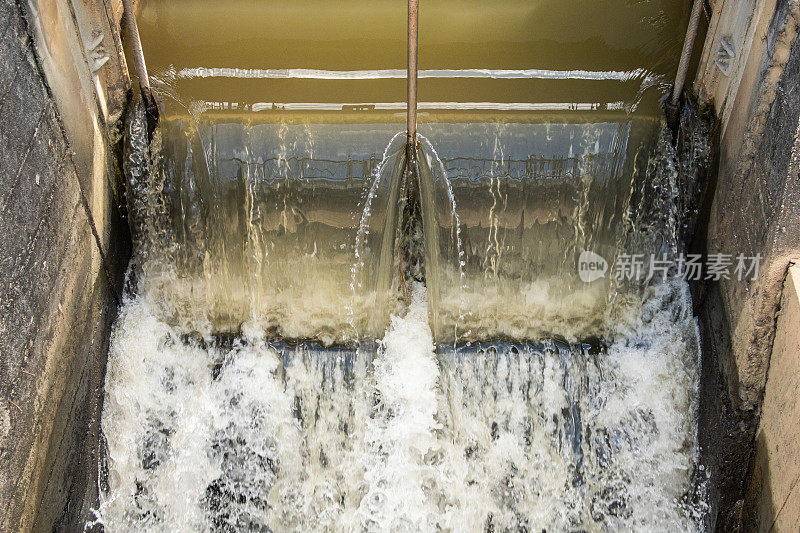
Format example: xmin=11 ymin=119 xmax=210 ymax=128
xmin=715 ymin=36 xmax=736 ymax=76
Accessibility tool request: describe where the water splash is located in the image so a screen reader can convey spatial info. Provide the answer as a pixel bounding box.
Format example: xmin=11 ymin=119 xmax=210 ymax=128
xmin=95 ymin=277 xmax=705 ymax=531
xmin=106 ymin=97 xmax=709 ymax=532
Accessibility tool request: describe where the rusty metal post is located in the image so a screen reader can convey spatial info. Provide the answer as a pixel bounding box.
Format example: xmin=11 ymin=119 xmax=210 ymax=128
xmin=407 ymin=0 xmax=418 ymax=150
xmin=122 ymin=0 xmax=160 ymax=137
xmin=122 ymin=0 xmax=150 ymax=90
xmin=666 ymin=0 xmax=704 ymax=133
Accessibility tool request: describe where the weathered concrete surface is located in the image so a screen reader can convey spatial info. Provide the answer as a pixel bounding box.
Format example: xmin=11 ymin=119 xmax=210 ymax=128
xmin=692 ymin=0 xmax=800 ymax=529
xmin=697 ymin=0 xmax=784 ymax=138
xmin=697 ymin=0 xmax=800 ymax=412
xmin=0 ymin=0 xmax=130 ymax=531
xmin=742 ymin=264 xmax=800 ymax=531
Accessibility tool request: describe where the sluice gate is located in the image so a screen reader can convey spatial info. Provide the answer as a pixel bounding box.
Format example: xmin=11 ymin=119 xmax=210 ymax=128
xmin=1 ymin=0 xmax=799 ymax=531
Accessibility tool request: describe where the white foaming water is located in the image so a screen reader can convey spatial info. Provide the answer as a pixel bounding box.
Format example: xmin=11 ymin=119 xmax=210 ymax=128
xmin=357 ymin=283 xmax=441 ymax=530
xmin=95 ymin=278 xmax=705 ymax=531
xmin=107 ymin=103 xmax=707 ymax=529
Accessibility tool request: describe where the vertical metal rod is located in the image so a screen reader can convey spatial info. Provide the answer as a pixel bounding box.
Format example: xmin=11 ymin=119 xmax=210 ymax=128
xmin=671 ymin=0 xmax=704 ymax=107
xmin=122 ymin=0 xmax=150 ymax=90
xmin=407 ymin=0 xmax=418 ymax=145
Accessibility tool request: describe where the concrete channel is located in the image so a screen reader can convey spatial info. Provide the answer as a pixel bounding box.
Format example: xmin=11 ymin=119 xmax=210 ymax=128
xmin=0 ymin=0 xmax=798 ymax=530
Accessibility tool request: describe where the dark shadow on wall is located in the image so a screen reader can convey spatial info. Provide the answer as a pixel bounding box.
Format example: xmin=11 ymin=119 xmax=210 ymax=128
xmin=685 ymin=103 xmax=759 ymax=533
xmin=742 ymin=431 xmax=776 ymax=532
xmin=695 ymin=282 xmax=759 ymax=532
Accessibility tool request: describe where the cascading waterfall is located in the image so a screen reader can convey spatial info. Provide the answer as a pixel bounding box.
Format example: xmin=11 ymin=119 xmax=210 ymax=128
xmin=92 ymin=91 xmax=710 ymax=530
xmin=95 ymin=0 xmax=715 ymax=522
xmin=415 ymin=120 xmax=658 ymax=344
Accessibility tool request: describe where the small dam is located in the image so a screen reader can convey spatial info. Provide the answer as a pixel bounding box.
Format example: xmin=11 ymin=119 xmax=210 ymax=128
xmin=1 ymin=0 xmax=799 ymax=531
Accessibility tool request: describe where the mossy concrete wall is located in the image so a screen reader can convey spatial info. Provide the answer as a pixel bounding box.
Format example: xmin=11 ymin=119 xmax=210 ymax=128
xmin=0 ymin=0 xmax=130 ymax=530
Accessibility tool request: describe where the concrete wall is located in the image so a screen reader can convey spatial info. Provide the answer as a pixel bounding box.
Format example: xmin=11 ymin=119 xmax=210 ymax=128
xmin=697 ymin=0 xmax=800 ymax=414
xmin=692 ymin=0 xmax=800 ymax=529
xmin=0 ymin=0 xmax=130 ymax=530
xmin=743 ymin=264 xmax=800 ymax=532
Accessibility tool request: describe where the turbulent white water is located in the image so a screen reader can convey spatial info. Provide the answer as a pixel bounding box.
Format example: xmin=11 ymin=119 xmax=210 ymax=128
xmin=97 ymin=92 xmax=711 ymax=531
xmin=95 ymin=277 xmax=705 ymax=531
